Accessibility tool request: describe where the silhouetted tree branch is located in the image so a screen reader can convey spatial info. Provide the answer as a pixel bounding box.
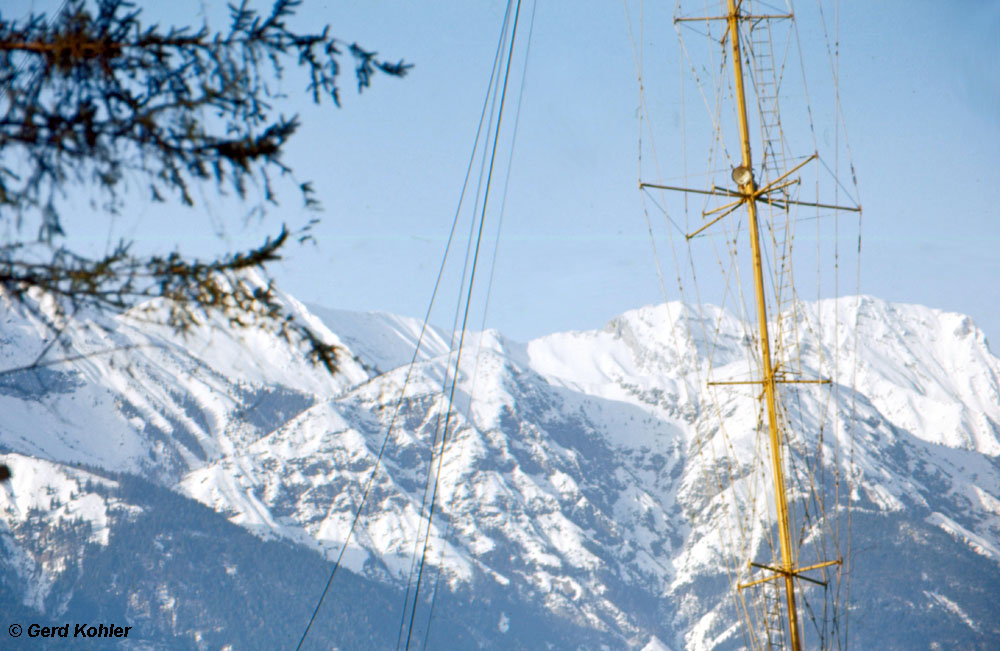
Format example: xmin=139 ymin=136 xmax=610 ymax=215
xmin=0 ymin=0 xmax=411 ymax=373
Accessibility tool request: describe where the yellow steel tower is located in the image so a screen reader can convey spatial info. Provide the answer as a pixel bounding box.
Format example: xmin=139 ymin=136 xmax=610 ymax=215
xmin=640 ymin=1 xmax=857 ymax=647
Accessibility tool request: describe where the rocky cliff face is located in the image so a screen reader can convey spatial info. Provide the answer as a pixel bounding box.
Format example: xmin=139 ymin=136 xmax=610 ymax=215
xmin=0 ymin=290 xmax=997 ymax=649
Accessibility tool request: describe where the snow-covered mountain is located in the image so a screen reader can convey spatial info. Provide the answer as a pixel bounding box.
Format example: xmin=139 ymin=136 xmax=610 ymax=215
xmin=0 ymin=288 xmax=998 ymax=649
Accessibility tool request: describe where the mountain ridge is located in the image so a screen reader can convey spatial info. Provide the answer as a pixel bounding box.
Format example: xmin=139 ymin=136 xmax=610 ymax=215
xmin=0 ymin=289 xmax=998 ymax=648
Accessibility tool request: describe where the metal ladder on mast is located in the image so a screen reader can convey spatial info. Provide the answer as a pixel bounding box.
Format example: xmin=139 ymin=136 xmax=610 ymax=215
xmin=747 ymin=13 xmax=798 ymax=368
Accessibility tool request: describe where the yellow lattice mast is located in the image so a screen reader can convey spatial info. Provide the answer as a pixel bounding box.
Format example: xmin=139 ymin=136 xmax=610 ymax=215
xmin=639 ymin=1 xmax=859 ymax=648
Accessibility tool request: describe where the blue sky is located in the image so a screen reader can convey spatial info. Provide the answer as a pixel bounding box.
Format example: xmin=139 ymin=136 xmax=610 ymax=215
xmin=7 ymin=1 xmax=1000 ymax=347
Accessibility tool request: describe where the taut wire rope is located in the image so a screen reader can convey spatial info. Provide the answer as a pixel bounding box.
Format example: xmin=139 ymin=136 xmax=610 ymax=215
xmin=416 ymin=3 xmax=537 ymax=648
xmin=293 ymin=3 xmax=517 ymax=647
xmin=402 ymin=0 xmax=524 ymax=647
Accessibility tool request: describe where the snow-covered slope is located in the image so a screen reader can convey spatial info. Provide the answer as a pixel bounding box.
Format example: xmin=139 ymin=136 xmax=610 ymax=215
xmin=0 ymin=290 xmax=998 ymax=648
xmin=0 ymin=288 xmax=367 ymax=480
